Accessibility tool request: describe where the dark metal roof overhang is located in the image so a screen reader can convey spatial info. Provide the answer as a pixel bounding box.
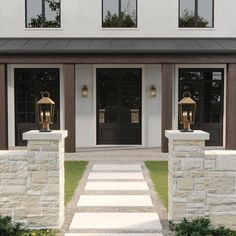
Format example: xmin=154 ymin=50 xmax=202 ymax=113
xmin=1 ymin=38 xmax=236 ymax=54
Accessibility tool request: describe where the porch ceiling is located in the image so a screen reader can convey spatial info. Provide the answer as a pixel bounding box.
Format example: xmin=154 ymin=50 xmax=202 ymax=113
xmin=0 ymin=38 xmax=236 ymax=54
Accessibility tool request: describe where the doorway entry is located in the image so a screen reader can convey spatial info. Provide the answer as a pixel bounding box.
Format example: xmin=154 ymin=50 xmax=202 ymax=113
xmin=14 ymin=68 xmax=60 ymax=146
xmin=97 ymin=68 xmax=142 ymax=145
xmin=179 ymin=68 xmax=224 ymax=146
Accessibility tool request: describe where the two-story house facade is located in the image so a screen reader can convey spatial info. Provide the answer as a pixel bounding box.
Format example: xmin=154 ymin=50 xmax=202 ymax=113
xmin=0 ymin=0 xmax=236 ymax=152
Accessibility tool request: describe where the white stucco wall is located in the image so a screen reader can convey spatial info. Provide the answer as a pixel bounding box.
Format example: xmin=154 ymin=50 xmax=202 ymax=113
xmin=145 ymin=65 xmax=162 ymax=147
xmin=76 ymin=64 xmax=162 ymax=148
xmin=0 ymin=0 xmax=235 ymax=37
xmin=76 ymin=65 xmax=95 ymax=147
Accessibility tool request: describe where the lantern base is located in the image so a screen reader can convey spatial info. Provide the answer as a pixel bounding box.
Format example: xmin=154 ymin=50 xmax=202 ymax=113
xmin=39 ymin=129 xmax=52 ymax=132
xmin=180 ymin=129 xmax=194 ymax=132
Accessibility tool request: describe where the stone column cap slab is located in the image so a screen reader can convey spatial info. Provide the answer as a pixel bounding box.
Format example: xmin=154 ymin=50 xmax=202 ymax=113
xmin=23 ymin=130 xmax=68 ymax=141
xmin=165 ymin=130 xmax=209 ymax=140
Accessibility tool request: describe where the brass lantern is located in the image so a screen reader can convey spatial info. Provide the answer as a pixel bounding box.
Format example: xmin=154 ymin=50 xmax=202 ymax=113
xmin=178 ymin=92 xmax=196 ymax=132
xmin=36 ymin=92 xmax=55 ymax=132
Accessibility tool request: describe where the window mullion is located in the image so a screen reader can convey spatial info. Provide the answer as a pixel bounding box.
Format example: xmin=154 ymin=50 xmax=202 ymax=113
xmin=194 ymin=0 xmax=198 ymax=27
xmin=42 ymin=0 xmax=46 ymax=27
xmin=118 ymin=0 xmax=121 ymax=25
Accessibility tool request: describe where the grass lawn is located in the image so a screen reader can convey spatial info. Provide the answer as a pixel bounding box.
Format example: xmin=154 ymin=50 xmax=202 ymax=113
xmin=145 ymin=161 xmax=168 ymax=208
xmin=64 ymin=161 xmax=88 ymax=205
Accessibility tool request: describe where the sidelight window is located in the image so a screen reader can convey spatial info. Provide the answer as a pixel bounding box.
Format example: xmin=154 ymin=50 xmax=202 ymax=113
xmin=25 ymin=0 xmax=61 ymax=28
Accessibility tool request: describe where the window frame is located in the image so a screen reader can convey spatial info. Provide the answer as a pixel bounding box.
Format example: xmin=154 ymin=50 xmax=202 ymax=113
xmin=102 ymin=0 xmax=138 ymax=28
xmin=178 ymin=0 xmax=214 ymax=28
xmin=25 ymin=0 xmax=61 ymax=28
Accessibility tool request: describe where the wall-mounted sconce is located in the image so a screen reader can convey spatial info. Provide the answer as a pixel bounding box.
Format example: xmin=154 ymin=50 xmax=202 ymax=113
xmin=82 ymin=85 xmax=88 ymax=97
xmin=150 ymin=85 xmax=157 ymax=97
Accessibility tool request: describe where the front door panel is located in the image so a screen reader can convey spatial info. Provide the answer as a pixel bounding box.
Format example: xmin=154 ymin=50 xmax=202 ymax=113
xmin=97 ymin=68 xmax=142 ymax=145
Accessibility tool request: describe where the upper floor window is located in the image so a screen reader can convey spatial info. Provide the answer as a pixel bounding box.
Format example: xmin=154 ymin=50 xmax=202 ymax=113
xmin=179 ymin=0 xmax=214 ymax=28
xmin=102 ymin=0 xmax=137 ymax=28
xmin=26 ymin=0 xmax=61 ymax=28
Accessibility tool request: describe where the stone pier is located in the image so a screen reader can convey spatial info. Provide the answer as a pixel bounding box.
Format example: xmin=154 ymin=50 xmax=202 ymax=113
xmin=166 ymin=130 xmax=236 ymax=230
xmin=0 ymin=130 xmax=67 ymax=229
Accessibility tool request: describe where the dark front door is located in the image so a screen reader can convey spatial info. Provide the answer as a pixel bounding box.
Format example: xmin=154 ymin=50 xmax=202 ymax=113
xmin=15 ymin=68 xmax=60 ymax=146
xmin=97 ymin=68 xmax=142 ymax=145
xmin=179 ymin=68 xmax=224 ymax=146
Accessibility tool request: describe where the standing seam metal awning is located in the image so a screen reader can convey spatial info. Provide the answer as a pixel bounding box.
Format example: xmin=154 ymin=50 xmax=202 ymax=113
xmin=0 ymin=38 xmax=236 ymax=54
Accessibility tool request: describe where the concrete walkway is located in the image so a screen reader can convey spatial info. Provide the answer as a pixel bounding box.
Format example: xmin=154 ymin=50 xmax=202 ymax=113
xmin=64 ymin=163 xmax=164 ymax=236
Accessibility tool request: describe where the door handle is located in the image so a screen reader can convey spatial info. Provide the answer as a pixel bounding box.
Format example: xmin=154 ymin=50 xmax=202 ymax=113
xmin=99 ymin=109 xmax=105 ymax=123
xmin=130 ymin=109 xmax=139 ymax=123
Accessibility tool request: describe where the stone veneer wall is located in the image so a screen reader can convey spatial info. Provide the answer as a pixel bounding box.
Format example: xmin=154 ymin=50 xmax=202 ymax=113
xmin=167 ymin=131 xmax=236 ymax=230
xmin=0 ymin=132 xmax=66 ymax=229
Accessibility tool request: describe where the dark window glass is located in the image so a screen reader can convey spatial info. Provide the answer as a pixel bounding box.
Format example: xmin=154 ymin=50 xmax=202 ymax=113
xmin=179 ymin=0 xmax=214 ymax=28
xmin=102 ymin=0 xmax=137 ymax=28
xmin=14 ymin=68 xmax=60 ymax=146
xmin=179 ymin=69 xmax=224 ymax=146
xmin=26 ymin=0 xmax=61 ymax=28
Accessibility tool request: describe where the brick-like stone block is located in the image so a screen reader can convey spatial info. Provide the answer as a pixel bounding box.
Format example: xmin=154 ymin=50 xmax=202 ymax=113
xmin=177 ymin=178 xmax=194 ymax=191
xmin=32 ymin=171 xmax=48 ymax=184
xmin=204 ymin=160 xmax=216 ymax=171
xmin=210 ymin=214 xmax=236 ymax=230
xmin=216 ymin=155 xmax=236 ymax=171
xmin=181 ymin=158 xmax=203 ymax=171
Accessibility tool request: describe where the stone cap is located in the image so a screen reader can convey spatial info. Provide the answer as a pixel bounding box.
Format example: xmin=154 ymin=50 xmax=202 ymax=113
xmin=165 ymin=130 xmax=209 ymax=141
xmin=23 ymin=130 xmax=68 ymax=141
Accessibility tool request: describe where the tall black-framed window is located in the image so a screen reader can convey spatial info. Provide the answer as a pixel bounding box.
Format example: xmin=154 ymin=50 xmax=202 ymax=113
xmin=179 ymin=0 xmax=214 ymax=28
xmin=14 ymin=68 xmax=60 ymax=146
xmin=25 ymin=0 xmax=61 ymax=28
xmin=102 ymin=0 xmax=137 ymax=28
xmin=179 ymin=68 xmax=224 ymax=146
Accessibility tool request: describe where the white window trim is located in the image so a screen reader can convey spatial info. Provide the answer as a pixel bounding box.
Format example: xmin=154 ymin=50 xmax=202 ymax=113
xmin=174 ymin=64 xmax=227 ymax=148
xmin=92 ymin=64 xmax=146 ymax=147
xmin=7 ymin=64 xmax=65 ymax=148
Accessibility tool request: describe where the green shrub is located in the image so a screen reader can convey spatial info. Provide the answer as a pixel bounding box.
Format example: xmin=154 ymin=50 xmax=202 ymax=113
xmin=0 ymin=215 xmax=57 ymax=236
xmin=174 ymin=218 xmax=236 ymax=236
xmin=0 ymin=215 xmax=25 ymax=236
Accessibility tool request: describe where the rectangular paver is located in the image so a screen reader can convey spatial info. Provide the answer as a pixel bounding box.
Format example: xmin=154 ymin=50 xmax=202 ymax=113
xmin=92 ymin=164 xmax=142 ymax=172
xmin=77 ymin=195 xmax=153 ymax=207
xmin=69 ymin=213 xmax=162 ymax=230
xmin=65 ymin=234 xmax=163 ymax=236
xmin=88 ymin=172 xmax=144 ymax=180
xmin=84 ymin=182 xmax=149 ymax=191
